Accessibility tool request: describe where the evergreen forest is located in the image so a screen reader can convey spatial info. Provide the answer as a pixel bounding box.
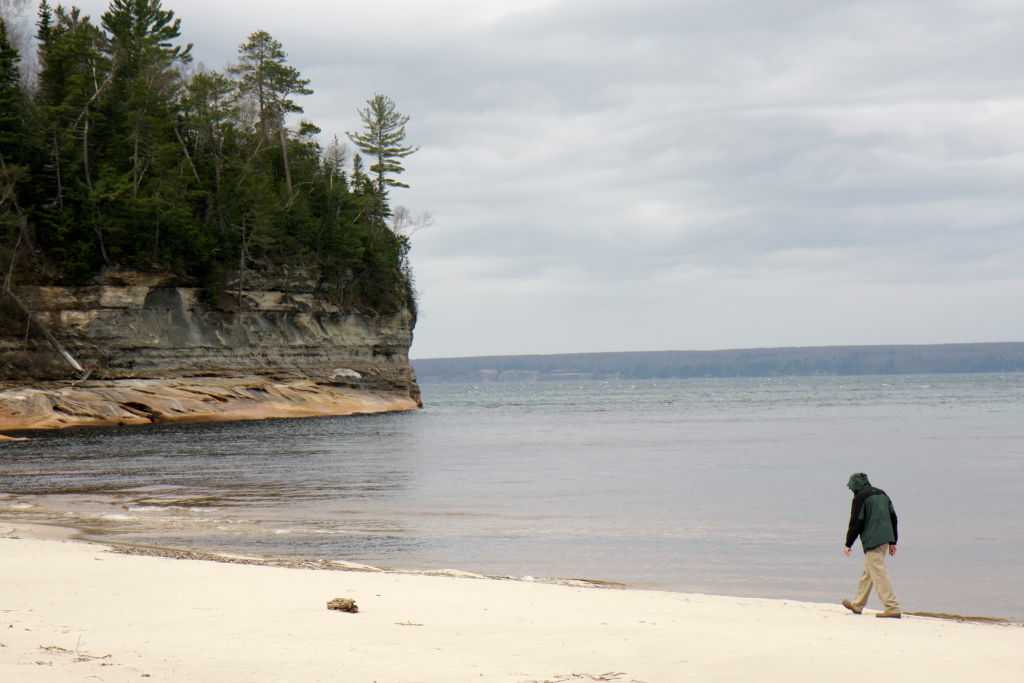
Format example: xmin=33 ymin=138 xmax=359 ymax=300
xmin=0 ymin=0 xmax=420 ymax=316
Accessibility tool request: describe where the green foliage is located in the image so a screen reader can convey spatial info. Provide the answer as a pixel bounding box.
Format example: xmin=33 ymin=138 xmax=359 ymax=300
xmin=2 ymin=1 xmax=418 ymax=316
xmin=347 ymin=93 xmax=419 ymax=201
xmin=230 ymin=30 xmax=309 ymax=138
xmin=1 ymin=18 xmax=28 ymax=284
xmin=0 ymin=17 xmax=22 ymax=151
xmin=100 ymin=0 xmax=191 ymax=68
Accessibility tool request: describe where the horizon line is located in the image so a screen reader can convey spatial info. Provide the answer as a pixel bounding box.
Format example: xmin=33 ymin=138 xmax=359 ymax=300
xmin=411 ymin=340 xmax=1024 ymax=362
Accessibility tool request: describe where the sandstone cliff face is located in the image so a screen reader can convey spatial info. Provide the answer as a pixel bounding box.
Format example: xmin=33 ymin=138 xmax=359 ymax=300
xmin=0 ymin=272 xmax=420 ymax=431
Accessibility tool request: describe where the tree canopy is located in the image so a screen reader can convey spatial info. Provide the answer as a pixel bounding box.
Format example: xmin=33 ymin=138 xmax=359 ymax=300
xmin=1 ymin=1 xmax=419 ymax=317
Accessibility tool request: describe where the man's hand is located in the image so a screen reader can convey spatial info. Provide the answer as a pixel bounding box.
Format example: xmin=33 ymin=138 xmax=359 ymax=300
xmin=889 ymin=544 xmax=897 ymax=556
xmin=844 ymin=546 xmax=851 ymax=556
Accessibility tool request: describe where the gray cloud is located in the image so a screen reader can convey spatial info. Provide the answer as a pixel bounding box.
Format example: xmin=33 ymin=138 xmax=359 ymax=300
xmin=62 ymin=0 xmax=1024 ymax=356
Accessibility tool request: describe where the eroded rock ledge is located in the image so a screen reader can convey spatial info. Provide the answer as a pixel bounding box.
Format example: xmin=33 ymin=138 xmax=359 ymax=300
xmin=0 ymin=271 xmax=421 ymax=432
xmin=0 ymin=377 xmax=419 ymax=431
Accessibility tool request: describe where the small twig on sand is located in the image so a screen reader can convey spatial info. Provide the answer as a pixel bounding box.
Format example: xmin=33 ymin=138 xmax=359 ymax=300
xmin=526 ymin=673 xmax=645 ymax=683
xmin=39 ymin=644 xmax=112 ymax=663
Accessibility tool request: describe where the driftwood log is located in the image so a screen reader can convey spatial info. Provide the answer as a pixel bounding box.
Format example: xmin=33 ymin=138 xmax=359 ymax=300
xmin=326 ymin=597 xmax=358 ymax=613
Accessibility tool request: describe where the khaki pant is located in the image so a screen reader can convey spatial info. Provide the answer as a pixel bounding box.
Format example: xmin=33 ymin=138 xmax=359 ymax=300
xmin=851 ymin=543 xmax=900 ymax=611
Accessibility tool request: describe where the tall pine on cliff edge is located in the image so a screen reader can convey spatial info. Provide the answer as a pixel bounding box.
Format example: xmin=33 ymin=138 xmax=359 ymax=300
xmin=346 ymin=94 xmax=419 ymax=314
xmin=347 ymin=94 xmax=419 ymax=205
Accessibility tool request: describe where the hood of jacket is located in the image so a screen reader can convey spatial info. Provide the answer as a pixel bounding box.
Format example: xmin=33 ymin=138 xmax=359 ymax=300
xmin=847 ymin=472 xmax=871 ymax=494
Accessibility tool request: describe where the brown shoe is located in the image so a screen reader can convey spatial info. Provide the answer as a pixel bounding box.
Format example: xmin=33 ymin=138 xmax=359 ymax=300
xmin=842 ymin=599 xmax=862 ymax=615
xmin=876 ymin=610 xmax=902 ymax=618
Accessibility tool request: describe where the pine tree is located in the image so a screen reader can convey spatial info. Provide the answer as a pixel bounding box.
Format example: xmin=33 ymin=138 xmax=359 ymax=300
xmin=180 ymin=70 xmax=240 ymax=236
xmin=1 ymin=10 xmax=30 ymax=283
xmin=230 ymin=30 xmax=311 ymax=194
xmin=100 ymin=0 xmax=191 ymax=69
xmin=0 ymin=16 xmax=22 ymax=154
xmin=31 ymin=5 xmax=110 ymax=278
xmin=100 ymin=0 xmax=192 ymax=196
xmin=98 ymin=0 xmax=193 ymax=266
xmin=346 ymin=94 xmax=418 ymax=201
xmin=1 ymin=15 xmax=25 ymax=246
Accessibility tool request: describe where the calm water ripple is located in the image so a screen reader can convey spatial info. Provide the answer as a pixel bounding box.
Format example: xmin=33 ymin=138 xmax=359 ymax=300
xmin=2 ymin=374 xmax=1023 ymax=619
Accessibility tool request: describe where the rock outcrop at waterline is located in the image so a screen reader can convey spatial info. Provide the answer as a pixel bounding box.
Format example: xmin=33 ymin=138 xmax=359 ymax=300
xmin=0 ymin=377 xmax=420 ymax=431
xmin=0 ymin=271 xmax=421 ymax=432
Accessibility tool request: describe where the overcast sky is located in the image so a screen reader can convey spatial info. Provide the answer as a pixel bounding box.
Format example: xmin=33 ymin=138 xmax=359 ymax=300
xmin=11 ymin=0 xmax=1024 ymax=358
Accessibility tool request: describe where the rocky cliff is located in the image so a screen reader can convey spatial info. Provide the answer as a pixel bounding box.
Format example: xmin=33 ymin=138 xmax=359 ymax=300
xmin=0 ymin=271 xmax=420 ymax=432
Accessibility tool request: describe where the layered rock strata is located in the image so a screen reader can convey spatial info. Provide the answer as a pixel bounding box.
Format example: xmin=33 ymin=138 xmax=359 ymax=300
xmin=0 ymin=272 xmax=420 ymax=432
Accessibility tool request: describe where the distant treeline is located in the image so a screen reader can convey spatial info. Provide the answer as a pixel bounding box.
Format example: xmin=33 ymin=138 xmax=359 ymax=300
xmin=413 ymin=343 xmax=1024 ymax=382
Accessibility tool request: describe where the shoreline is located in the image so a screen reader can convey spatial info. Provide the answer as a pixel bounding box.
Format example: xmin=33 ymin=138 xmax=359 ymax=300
xmin=1 ymin=524 xmax=1022 ymax=682
xmin=53 ymin=522 xmax=1018 ymax=625
xmin=99 ymin=539 xmax=1018 ymax=625
xmin=10 ymin=518 xmax=1022 ymax=626
xmin=17 ymin=520 xmax=639 ymax=589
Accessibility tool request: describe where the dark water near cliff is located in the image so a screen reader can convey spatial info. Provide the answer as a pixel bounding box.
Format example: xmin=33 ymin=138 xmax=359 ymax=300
xmin=2 ymin=374 xmax=1023 ymax=619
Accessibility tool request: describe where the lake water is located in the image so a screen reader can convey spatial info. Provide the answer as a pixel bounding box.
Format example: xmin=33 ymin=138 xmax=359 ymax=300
xmin=2 ymin=374 xmax=1023 ymax=620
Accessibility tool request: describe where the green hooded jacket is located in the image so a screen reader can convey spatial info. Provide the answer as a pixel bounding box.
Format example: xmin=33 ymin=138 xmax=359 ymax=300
xmin=845 ymin=473 xmax=898 ymax=552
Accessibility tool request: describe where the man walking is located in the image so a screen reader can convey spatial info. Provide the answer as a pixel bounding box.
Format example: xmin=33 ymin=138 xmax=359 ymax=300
xmin=842 ymin=472 xmax=901 ymax=618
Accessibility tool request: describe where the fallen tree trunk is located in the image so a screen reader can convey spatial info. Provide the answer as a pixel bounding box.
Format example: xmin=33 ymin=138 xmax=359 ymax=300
xmin=1 ymin=287 xmax=86 ymax=375
xmin=2 ymin=212 xmax=86 ymax=377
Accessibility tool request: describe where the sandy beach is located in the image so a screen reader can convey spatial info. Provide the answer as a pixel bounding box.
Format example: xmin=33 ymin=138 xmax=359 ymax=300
xmin=0 ymin=524 xmax=1021 ymax=682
